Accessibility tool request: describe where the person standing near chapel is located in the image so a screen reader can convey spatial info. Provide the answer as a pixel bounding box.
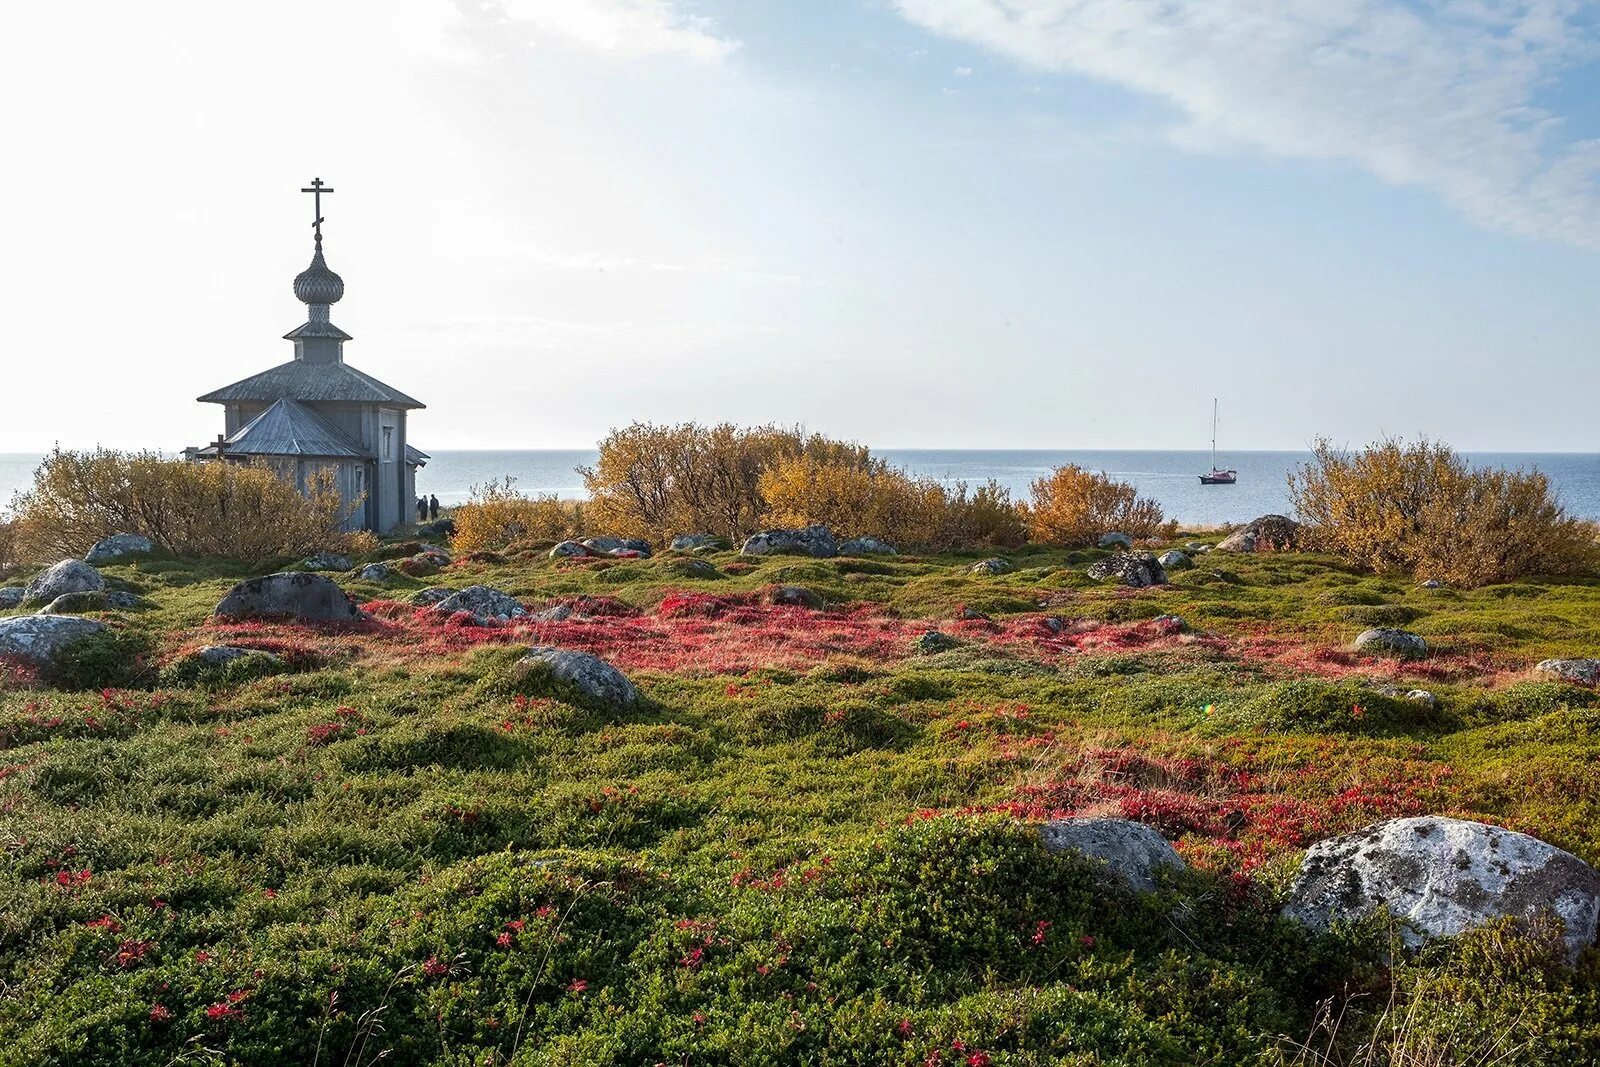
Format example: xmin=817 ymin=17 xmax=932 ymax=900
xmin=429 ymin=495 xmax=440 ymax=520
xmin=417 ymin=497 xmax=428 ymax=522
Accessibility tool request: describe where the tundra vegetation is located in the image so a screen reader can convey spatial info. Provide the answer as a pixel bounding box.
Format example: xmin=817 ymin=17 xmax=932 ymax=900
xmin=1 ymin=432 xmax=1598 ymax=1065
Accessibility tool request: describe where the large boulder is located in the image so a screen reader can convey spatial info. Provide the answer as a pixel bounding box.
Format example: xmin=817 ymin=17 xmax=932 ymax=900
xmin=302 ymin=552 xmax=354 ymax=572
xmin=24 ymin=560 xmax=104 ymax=604
xmin=1354 ymin=628 xmax=1428 ymax=659
xmin=215 ymin=573 xmax=361 ymax=623
xmin=0 ymin=615 xmax=107 ymax=666
xmin=740 ymin=525 xmax=839 ymax=559
xmin=1216 ymin=515 xmax=1300 ymax=553
xmin=582 ymin=536 xmax=653 ymax=558
xmin=518 ymin=647 xmax=640 ymax=711
xmin=1087 ymin=552 xmax=1167 ymax=588
xmin=432 ymin=585 xmax=527 ymax=625
xmin=1284 ymin=816 xmax=1600 ymax=959
xmin=1037 ymin=818 xmax=1186 ymax=894
xmin=1157 ymin=550 xmax=1192 ymax=571
xmin=1535 ymin=659 xmax=1600 ymax=686
xmin=1097 ymin=532 xmax=1133 ymax=550
xmin=85 ymin=534 xmax=154 ymax=565
xmin=0 ymin=588 xmax=27 ymax=610
xmin=839 ymin=537 xmax=897 ymax=556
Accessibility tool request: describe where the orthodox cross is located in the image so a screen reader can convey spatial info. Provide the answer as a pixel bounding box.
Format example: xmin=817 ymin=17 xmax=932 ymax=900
xmin=300 ymin=177 xmax=334 ymax=249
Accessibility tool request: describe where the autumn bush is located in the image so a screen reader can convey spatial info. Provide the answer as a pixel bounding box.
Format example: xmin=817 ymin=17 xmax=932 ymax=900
xmin=1289 ymin=438 xmax=1598 ymax=587
xmin=0 ymin=520 xmax=16 ymax=576
xmin=450 ymin=478 xmax=588 ymax=554
xmin=1021 ymin=464 xmax=1172 ymax=546
xmin=8 ymin=448 xmax=365 ymax=563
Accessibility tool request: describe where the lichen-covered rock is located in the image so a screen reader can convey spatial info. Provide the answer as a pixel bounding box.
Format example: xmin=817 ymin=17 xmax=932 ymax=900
xmin=1098 ymin=532 xmax=1133 ymax=550
xmin=1087 ymin=552 xmax=1167 ymax=588
xmin=582 ymin=536 xmax=653 ymax=558
xmin=302 ymin=552 xmax=353 ymax=572
xmin=740 ymin=526 xmax=839 ymax=559
xmin=959 ymin=606 xmax=990 ymax=621
xmin=1157 ymin=550 xmax=1192 ymax=570
xmin=1283 ymin=816 xmax=1600 ymax=959
xmin=1353 ymin=628 xmax=1428 ymax=658
xmin=518 ymin=647 xmax=640 ymax=711
xmin=0 ymin=588 xmax=23 ymax=610
xmin=40 ymin=591 xmax=117 ymax=615
xmin=1216 ymin=515 xmax=1301 ymax=553
xmin=187 ymin=645 xmax=283 ymax=668
xmin=409 ymin=587 xmax=455 ymax=607
xmin=24 ymin=560 xmax=104 ymax=604
xmin=1535 ymin=658 xmax=1600 ymax=685
xmin=550 ymin=540 xmax=598 ymax=559
xmin=671 ymin=534 xmax=726 ymax=552
xmin=85 ymin=534 xmax=154 ymax=565
xmin=529 ymin=604 xmax=573 ymax=623
xmin=767 ymin=585 xmax=823 ymax=609
xmin=0 ymin=615 xmax=107 ymax=666
xmin=358 ymin=563 xmax=393 ymax=581
xmin=914 ymin=630 xmax=960 ymax=655
xmin=215 ymin=573 xmax=360 ymax=623
xmin=839 ymin=537 xmax=898 ymax=556
xmin=1037 ymin=818 xmax=1186 ymax=893
xmin=970 ymin=558 xmax=1015 ymax=576
xmin=1406 ymin=689 xmax=1438 ymax=708
xmin=432 ymin=585 xmax=527 ymax=625
xmin=1153 ymin=614 xmax=1188 ymax=632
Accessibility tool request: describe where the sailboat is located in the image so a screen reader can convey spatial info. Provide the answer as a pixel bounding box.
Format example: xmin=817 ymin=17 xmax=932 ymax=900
xmin=1199 ymin=398 xmax=1238 ymax=485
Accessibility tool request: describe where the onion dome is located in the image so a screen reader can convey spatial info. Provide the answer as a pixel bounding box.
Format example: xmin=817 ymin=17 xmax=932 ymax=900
xmin=293 ymin=249 xmax=345 ymax=305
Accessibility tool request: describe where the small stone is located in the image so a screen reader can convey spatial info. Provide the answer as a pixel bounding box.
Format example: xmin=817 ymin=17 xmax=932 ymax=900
xmin=1087 ymin=552 xmax=1167 ymax=588
xmin=767 ymin=585 xmax=823 ymax=609
xmin=517 ymin=647 xmax=640 ymax=711
xmin=915 ymin=630 xmax=960 ymax=655
xmin=1097 ymin=532 xmax=1133 ymax=550
xmin=1157 ymin=550 xmax=1191 ymax=570
xmin=970 ymin=558 xmax=1015 ymax=576
xmin=1419 ymin=579 xmax=1443 ymax=590
xmin=302 ymin=552 xmax=353 ymax=572
xmin=1534 ymin=658 xmax=1600 ymax=685
xmin=1406 ymin=689 xmax=1437 ymax=708
xmin=1153 ymin=614 xmax=1188 ymax=632
xmin=358 ymin=563 xmax=393 ymax=581
xmin=1353 ymin=628 xmax=1428 ymax=659
xmin=959 ymin=606 xmax=990 ymax=621
xmin=85 ymin=534 xmax=154 ymax=565
xmin=1037 ymin=818 xmax=1185 ymax=893
xmin=39 ymin=591 xmax=109 ymax=615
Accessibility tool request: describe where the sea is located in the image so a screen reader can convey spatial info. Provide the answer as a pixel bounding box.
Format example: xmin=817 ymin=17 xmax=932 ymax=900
xmin=5 ymin=449 xmax=1600 ymax=528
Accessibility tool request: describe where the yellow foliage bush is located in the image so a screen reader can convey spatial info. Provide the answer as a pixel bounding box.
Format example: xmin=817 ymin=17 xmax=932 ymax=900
xmin=0 ymin=519 xmax=17 ymax=576
xmin=451 ymin=478 xmax=588 ymax=554
xmin=1290 ymin=437 xmax=1598 ymax=587
xmin=9 ymin=448 xmax=364 ymax=563
xmin=1021 ymin=465 xmax=1172 ymax=546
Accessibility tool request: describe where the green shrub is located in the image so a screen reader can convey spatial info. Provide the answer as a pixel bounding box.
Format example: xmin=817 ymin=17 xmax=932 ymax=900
xmin=45 ymin=629 xmax=155 ymax=690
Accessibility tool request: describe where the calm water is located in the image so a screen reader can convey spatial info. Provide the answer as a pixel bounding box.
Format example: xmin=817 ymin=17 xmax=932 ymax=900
xmin=9 ymin=449 xmax=1600 ymax=527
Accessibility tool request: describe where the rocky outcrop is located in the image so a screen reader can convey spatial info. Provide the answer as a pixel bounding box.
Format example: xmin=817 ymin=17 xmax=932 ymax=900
xmin=839 ymin=537 xmax=897 ymax=556
xmin=740 ymin=525 xmax=839 ymax=559
xmin=185 ymin=645 xmax=283 ymax=668
xmin=1037 ymin=818 xmax=1186 ymax=893
xmin=1535 ymin=659 xmax=1600 ymax=686
xmin=671 ymin=534 xmax=726 ymax=552
xmin=215 ymin=573 xmax=361 ymax=623
xmin=1353 ymin=628 xmax=1428 ymax=658
xmin=85 ymin=534 xmax=154 ymax=565
xmin=970 ymin=558 xmax=1015 ymax=576
xmin=302 ymin=552 xmax=353 ymax=572
xmin=24 ymin=560 xmax=104 ymax=605
xmin=518 ymin=647 xmax=640 ymax=711
xmin=1087 ymin=552 xmax=1167 ymax=588
xmin=0 ymin=615 xmax=107 ymax=666
xmin=1097 ymin=532 xmax=1133 ymax=550
xmin=431 ymin=585 xmax=527 ymax=625
xmin=1216 ymin=515 xmax=1301 ymax=553
xmin=1283 ymin=816 xmax=1600 ymax=959
xmin=1157 ymin=550 xmax=1191 ymax=570
xmin=582 ymin=536 xmax=652 ymax=558
xmin=409 ymin=587 xmax=455 ymax=607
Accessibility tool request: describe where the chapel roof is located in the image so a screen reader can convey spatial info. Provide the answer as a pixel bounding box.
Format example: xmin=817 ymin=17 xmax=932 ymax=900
xmin=197 ymin=359 xmax=424 ymax=408
xmin=196 ymin=397 xmax=372 ymax=459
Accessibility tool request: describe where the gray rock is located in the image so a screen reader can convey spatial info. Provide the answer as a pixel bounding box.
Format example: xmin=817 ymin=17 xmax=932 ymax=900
xmin=85 ymin=534 xmax=154 ymax=565
xmin=1406 ymin=689 xmax=1438 ymax=708
xmin=1087 ymin=552 xmax=1167 ymax=588
xmin=0 ymin=588 xmax=23 ymax=610
xmin=40 ymin=591 xmax=109 ymax=615
xmin=0 ymin=614 xmax=107 ymax=666
xmin=358 ymin=563 xmax=393 ymax=581
xmin=550 ymin=540 xmax=598 ymax=559
xmin=188 ymin=645 xmax=282 ymax=667
xmin=1419 ymin=579 xmax=1443 ymax=590
xmin=740 ymin=525 xmax=839 ymax=558
xmin=582 ymin=536 xmax=652 ymax=558
xmin=215 ymin=573 xmax=361 ymax=623
xmin=1353 ymin=628 xmax=1428 ymax=659
xmin=970 ymin=558 xmax=1015 ymax=576
xmin=529 ymin=604 xmax=574 ymax=623
xmin=419 ymin=518 xmax=456 ymax=537
xmin=1098 ymin=532 xmax=1133 ymax=550
xmin=670 ymin=533 xmax=726 ymax=552
xmin=959 ymin=606 xmax=990 ymax=621
xmin=768 ymin=585 xmax=823 ymax=609
xmin=914 ymin=630 xmax=960 ymax=655
xmin=409 ymin=586 xmax=455 ymax=607
xmin=670 ymin=558 xmax=721 ymax=579
xmin=1157 ymin=550 xmax=1192 ymax=570
xmin=839 ymin=537 xmax=898 ymax=556
xmin=1283 ymin=816 xmax=1600 ymax=960
xmin=24 ymin=560 xmax=104 ymax=604
xmin=1037 ymin=818 xmax=1186 ymax=894
xmin=1216 ymin=514 xmax=1301 ymax=553
xmin=302 ymin=552 xmax=354 ymax=572
xmin=432 ymin=585 xmax=527 ymax=624
xmin=1535 ymin=658 xmax=1600 ymax=686
xmin=1153 ymin=613 xmax=1188 ymax=632
xmin=1038 ymin=616 xmax=1066 ymax=634
xmin=518 ymin=646 xmax=640 ymax=711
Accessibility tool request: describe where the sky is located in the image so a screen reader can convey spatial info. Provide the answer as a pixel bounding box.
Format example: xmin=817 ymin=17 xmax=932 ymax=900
xmin=2 ymin=0 xmax=1598 ymax=452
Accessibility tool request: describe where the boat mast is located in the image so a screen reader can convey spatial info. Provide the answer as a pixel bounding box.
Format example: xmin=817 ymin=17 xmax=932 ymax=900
xmin=1211 ymin=398 xmax=1218 ymax=471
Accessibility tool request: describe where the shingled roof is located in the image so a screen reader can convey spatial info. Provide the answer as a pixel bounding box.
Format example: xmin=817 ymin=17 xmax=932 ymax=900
xmin=197 ymin=360 xmax=424 ymax=408
xmin=197 ymin=398 xmax=372 ymax=459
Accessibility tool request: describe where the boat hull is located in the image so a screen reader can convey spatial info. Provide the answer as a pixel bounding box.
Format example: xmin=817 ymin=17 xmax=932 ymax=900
xmin=1199 ymin=472 xmax=1238 ymax=485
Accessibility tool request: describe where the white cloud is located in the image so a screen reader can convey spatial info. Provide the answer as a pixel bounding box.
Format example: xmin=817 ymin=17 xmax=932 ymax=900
xmin=894 ymin=0 xmax=1600 ymax=248
xmin=954 ymin=65 xmax=973 ymax=76
xmin=487 ymin=0 xmax=738 ymax=62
